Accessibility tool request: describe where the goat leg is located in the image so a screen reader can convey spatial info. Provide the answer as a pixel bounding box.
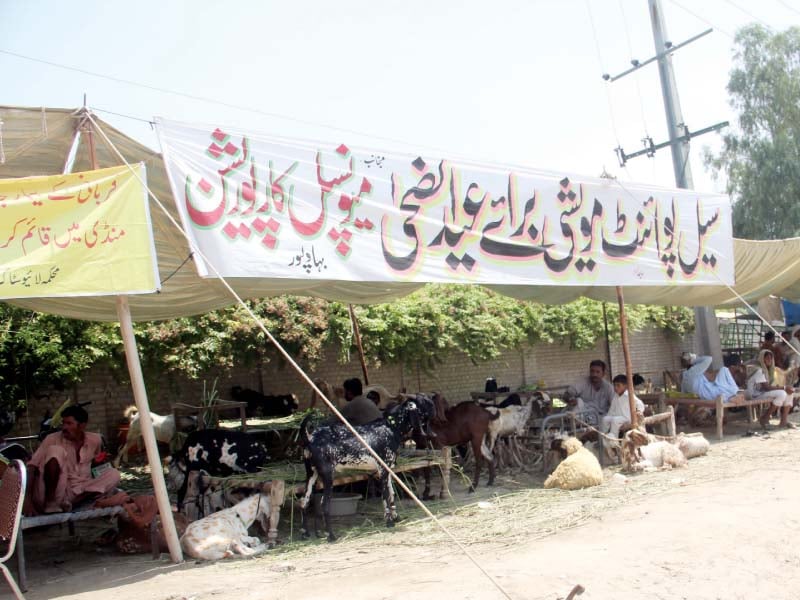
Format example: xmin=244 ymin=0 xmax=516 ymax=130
xmin=299 ymin=468 xmax=318 ymax=540
xmin=320 ymin=477 xmax=336 ymax=542
xmin=421 ymin=466 xmax=433 ymax=501
xmin=469 ymin=438 xmax=482 ymax=492
xmin=380 ymin=470 xmax=398 ymax=527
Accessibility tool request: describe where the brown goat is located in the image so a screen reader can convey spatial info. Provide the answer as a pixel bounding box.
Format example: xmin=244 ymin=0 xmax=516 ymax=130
xmin=414 ymin=394 xmax=498 ymax=499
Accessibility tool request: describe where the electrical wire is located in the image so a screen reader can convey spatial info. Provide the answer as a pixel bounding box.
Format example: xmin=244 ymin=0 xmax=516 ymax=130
xmin=618 ymin=0 xmax=651 ymax=137
xmin=777 ymin=0 xmax=800 ymax=18
xmin=667 ymin=0 xmax=735 ymax=39
xmin=723 ymin=0 xmax=775 ymax=30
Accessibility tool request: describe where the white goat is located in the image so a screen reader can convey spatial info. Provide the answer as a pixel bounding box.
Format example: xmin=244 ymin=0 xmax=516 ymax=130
xmin=114 ymin=406 xmax=194 ymax=467
xmin=484 ymin=402 xmax=533 ymax=452
xmin=180 ymin=493 xmax=272 ymax=560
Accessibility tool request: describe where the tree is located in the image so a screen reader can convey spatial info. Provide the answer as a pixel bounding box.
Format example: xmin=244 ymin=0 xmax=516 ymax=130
xmin=705 ymin=25 xmax=800 ymax=239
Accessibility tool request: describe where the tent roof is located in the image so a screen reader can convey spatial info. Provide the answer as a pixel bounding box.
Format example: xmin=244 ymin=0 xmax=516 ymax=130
xmin=2 ymin=105 xmax=799 ymax=321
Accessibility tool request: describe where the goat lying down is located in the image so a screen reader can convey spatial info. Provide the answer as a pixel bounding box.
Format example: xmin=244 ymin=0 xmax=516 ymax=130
xmin=299 ymin=395 xmax=435 ymax=542
xmin=622 ymin=430 xmax=710 ymax=472
xmin=180 ymin=492 xmax=272 ymax=560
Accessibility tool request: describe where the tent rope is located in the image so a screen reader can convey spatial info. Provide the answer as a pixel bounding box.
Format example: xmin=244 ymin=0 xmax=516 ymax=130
xmin=86 ymin=112 xmax=517 ymax=600
xmin=0 ymin=118 xmax=5 ymax=164
xmin=159 ymin=252 xmax=194 ymax=288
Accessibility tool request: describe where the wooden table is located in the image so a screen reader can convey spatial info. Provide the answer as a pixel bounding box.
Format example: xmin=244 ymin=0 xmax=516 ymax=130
xmin=172 ymin=399 xmax=248 ymax=431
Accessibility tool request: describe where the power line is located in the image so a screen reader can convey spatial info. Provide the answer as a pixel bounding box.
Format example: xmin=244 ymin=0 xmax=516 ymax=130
xmin=618 ymin=0 xmax=651 ymax=136
xmin=667 ymin=0 xmax=735 ymax=38
xmin=584 ymin=0 xmax=623 ymax=147
xmin=777 ymin=0 xmax=800 ymax=18
xmin=0 ymin=48 xmax=474 ymax=159
xmin=723 ymin=0 xmax=775 ymax=29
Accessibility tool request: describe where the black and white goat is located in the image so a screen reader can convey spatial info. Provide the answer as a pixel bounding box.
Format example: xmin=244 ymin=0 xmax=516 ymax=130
xmin=165 ymin=429 xmax=269 ymax=510
xmin=299 ymin=395 xmax=435 ymax=542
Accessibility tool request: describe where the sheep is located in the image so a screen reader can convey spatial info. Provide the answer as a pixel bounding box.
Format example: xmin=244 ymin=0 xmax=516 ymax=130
xmin=299 ymin=396 xmax=435 ymax=542
xmin=180 ymin=492 xmax=273 ymax=560
xmin=114 ymin=406 xmax=196 ymax=467
xmin=544 ymin=437 xmax=603 ymax=490
xmin=676 ymin=432 xmax=710 ymax=459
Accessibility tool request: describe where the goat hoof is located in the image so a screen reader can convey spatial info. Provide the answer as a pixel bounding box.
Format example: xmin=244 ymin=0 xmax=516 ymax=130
xmin=300 ymin=531 xmax=310 ymax=540
xmin=385 ymin=520 xmax=395 ymax=528
xmin=327 ymin=533 xmax=337 ymax=543
xmin=467 ymin=486 xmax=476 ymax=493
xmin=422 ymin=493 xmax=433 ymax=501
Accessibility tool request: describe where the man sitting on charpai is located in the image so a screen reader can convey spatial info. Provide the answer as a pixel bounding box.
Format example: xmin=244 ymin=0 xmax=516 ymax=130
xmin=23 ymin=405 xmax=120 ymax=515
xmin=680 ymin=352 xmax=739 ymax=402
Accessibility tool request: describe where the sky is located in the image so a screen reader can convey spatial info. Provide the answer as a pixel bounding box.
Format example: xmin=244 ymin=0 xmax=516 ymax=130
xmin=2 ymin=0 xmax=800 ymax=195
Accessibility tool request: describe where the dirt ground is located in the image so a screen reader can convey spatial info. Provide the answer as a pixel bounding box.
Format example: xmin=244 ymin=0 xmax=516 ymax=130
xmin=8 ymin=417 xmax=800 ymax=600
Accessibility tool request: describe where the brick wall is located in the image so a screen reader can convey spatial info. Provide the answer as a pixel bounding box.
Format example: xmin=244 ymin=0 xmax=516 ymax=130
xmin=8 ymin=325 xmax=693 ymax=444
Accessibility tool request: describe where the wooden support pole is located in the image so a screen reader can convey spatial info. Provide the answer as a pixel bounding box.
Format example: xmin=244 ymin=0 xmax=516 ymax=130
xmin=117 ymin=296 xmax=183 ymax=562
xmin=601 ymin=302 xmax=614 ymax=382
xmin=349 ymin=304 xmax=370 ymax=385
xmin=82 ymin=111 xmax=182 ymax=563
xmin=616 ymin=286 xmax=638 ymax=428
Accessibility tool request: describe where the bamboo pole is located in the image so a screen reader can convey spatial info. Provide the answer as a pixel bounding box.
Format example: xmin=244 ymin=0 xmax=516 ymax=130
xmin=83 ymin=112 xmax=183 ymax=562
xmin=615 ymin=286 xmax=638 ymax=428
xmin=601 ymin=302 xmax=614 ymax=382
xmin=349 ymin=304 xmax=370 ymax=385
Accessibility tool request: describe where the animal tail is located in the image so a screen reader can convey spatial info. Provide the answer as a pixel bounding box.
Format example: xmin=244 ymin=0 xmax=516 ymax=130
xmin=123 ymin=405 xmax=139 ymax=420
xmin=299 ymin=414 xmax=314 ymax=445
xmin=480 ymin=434 xmax=494 ymax=461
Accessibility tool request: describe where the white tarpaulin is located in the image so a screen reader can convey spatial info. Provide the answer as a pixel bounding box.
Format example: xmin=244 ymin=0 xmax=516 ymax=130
xmin=156 ymin=118 xmax=735 ymax=287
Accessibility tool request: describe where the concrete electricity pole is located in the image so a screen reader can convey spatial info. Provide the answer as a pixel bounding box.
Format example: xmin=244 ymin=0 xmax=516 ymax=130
xmin=648 ymin=0 xmax=724 ymax=368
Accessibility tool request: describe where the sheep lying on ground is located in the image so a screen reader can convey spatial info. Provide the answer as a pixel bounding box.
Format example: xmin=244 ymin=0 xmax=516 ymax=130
xmin=544 ymin=437 xmax=603 ymax=490
xmin=676 ymin=432 xmax=711 ymax=459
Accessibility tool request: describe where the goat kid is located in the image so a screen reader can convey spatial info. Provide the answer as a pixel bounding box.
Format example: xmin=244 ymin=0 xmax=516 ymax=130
xmin=180 ymin=492 xmax=272 ymax=560
xmin=114 ymin=406 xmax=196 ymax=467
xmin=166 ymin=429 xmax=269 ymax=510
xmin=299 ymin=396 xmax=434 ymax=542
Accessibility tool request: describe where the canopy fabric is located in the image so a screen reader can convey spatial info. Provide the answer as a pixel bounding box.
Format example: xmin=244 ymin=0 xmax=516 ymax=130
xmin=1 ymin=105 xmax=799 ymax=321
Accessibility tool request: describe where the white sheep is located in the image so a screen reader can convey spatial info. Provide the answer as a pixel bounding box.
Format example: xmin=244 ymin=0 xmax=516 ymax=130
xmin=180 ymin=492 xmax=272 ymax=560
xmin=676 ymin=433 xmax=710 ymax=459
xmin=544 ymin=437 xmax=603 ymax=490
xmin=114 ymin=406 xmax=195 ymax=467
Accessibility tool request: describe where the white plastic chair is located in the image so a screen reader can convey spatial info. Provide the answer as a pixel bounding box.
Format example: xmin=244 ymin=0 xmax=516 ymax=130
xmin=0 ymin=459 xmax=26 ymax=599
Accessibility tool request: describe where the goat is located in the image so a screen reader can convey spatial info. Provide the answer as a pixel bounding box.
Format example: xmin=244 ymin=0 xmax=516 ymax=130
xmin=180 ymin=492 xmax=273 ymax=560
xmin=165 ymin=429 xmax=269 ymax=510
xmin=230 ymin=385 xmax=298 ymax=418
xmin=415 ymin=394 xmax=499 ymax=500
xmin=114 ymin=406 xmax=196 ymax=467
xmin=483 ymin=401 xmax=533 ymax=462
xmin=299 ymin=396 xmax=434 ymax=542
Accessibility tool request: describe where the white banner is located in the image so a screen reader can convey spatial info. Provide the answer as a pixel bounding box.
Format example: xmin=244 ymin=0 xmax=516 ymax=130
xmin=156 ymin=118 xmax=734 ymax=287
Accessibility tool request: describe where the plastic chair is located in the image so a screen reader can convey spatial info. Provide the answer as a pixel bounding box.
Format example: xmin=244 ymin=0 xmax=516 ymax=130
xmin=0 ymin=459 xmax=26 ymax=599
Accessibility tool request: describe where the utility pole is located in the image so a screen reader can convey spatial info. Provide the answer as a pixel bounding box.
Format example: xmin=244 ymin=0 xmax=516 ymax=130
xmin=648 ymin=0 xmax=723 ymax=368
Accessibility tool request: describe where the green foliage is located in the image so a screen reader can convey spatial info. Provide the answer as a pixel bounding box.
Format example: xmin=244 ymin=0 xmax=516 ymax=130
xmin=0 ymin=288 xmax=695 ymax=407
xmin=0 ymin=303 xmax=119 ymax=411
xmin=705 ymin=24 xmax=800 ymax=239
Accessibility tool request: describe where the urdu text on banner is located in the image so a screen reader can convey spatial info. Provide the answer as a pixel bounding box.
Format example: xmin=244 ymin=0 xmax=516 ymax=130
xmin=156 ymin=118 xmax=735 ymax=287
xmin=0 ymin=164 xmax=160 ymax=299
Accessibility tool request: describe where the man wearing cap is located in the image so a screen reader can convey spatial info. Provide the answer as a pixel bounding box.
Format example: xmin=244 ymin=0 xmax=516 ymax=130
xmin=680 ymin=353 xmax=739 ymax=401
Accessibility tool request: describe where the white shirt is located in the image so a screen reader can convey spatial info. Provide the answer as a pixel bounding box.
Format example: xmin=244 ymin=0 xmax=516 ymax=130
xmin=747 ymin=368 xmax=768 ymax=399
xmin=606 ymin=391 xmax=645 ymax=420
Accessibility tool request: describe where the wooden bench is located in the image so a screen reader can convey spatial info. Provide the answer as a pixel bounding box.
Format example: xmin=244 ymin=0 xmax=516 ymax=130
xmin=662 ymin=393 xmax=773 ymax=440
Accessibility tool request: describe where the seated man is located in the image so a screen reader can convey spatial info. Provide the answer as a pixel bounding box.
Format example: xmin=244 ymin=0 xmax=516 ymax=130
xmin=680 ymin=353 xmax=739 ymax=401
xmin=567 ymin=359 xmax=614 ymax=417
xmin=601 ymin=374 xmax=645 ymax=440
xmin=24 ymin=405 xmax=120 ymax=515
xmin=339 ymin=377 xmax=382 ymax=426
